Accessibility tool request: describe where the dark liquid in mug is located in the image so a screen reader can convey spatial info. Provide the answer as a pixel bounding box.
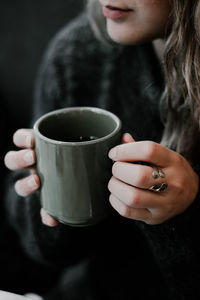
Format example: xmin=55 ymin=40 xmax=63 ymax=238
xmin=63 ymin=136 xmax=98 ymax=142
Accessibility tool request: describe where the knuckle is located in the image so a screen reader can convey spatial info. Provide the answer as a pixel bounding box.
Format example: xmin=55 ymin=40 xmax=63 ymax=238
xmin=144 ymin=141 xmax=157 ymax=160
xmin=173 ymin=178 xmax=184 ymax=194
xmin=129 ymin=209 xmax=139 ymax=220
xmin=173 ymin=152 xmax=183 ymax=165
xmin=127 ymin=208 xmax=145 ymax=221
xmin=121 ymin=206 xmax=131 ymax=218
xmin=135 ymin=169 xmax=148 ymax=186
xmin=129 ymin=189 xmax=141 ymax=207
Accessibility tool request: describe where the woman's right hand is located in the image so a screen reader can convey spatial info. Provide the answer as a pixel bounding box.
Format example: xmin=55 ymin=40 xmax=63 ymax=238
xmin=4 ymin=129 xmax=58 ymax=227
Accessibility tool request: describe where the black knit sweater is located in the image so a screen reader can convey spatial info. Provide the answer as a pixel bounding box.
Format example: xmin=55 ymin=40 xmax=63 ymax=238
xmin=4 ymin=13 xmax=200 ymax=300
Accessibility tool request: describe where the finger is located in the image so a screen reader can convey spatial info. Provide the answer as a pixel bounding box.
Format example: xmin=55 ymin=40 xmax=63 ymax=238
xmin=122 ymin=133 xmax=135 ymax=143
xmin=108 ymin=176 xmax=162 ymax=209
xmin=13 ymin=129 xmax=34 ymax=148
xmin=109 ymin=193 xmax=152 ymax=222
xmin=108 ymin=141 xmax=173 ymax=167
xmin=40 ymin=208 xmax=58 ymax=227
xmin=112 ymin=161 xmax=166 ymax=189
xmin=4 ymin=149 xmax=36 ymax=170
xmin=15 ymin=174 xmax=40 ymax=197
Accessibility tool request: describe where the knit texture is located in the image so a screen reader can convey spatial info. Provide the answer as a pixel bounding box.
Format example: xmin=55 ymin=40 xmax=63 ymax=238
xmin=4 ymin=13 xmax=200 ymax=300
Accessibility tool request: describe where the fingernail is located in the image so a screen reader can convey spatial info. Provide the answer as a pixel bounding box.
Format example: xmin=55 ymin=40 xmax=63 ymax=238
xmin=108 ymin=147 xmax=117 ymax=159
xmin=23 ymin=151 xmax=34 ymax=164
xmin=27 ymin=176 xmax=38 ymax=189
xmin=123 ymin=133 xmax=134 ymax=142
xmin=25 ymin=135 xmax=32 ymax=148
xmin=43 ymin=215 xmax=58 ymax=227
xmin=124 ymin=133 xmax=131 ymax=139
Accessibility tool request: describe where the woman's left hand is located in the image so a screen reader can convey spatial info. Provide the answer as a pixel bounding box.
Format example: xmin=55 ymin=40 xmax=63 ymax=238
xmin=108 ymin=134 xmax=199 ymax=225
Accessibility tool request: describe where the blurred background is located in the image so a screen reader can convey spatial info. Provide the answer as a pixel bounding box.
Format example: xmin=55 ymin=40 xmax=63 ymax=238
xmin=0 ymin=0 xmax=84 ymax=295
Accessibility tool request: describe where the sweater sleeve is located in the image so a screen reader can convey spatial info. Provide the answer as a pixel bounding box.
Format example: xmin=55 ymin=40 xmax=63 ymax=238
xmin=4 ymin=169 xmax=110 ymax=266
xmin=135 ymin=164 xmax=200 ymax=299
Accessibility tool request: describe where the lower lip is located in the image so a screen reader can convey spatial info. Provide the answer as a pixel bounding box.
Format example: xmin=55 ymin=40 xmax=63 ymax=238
xmin=102 ymin=6 xmax=132 ymax=20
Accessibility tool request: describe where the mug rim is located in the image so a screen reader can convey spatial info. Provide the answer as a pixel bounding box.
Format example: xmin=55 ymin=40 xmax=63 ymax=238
xmin=34 ymin=106 xmax=122 ymax=146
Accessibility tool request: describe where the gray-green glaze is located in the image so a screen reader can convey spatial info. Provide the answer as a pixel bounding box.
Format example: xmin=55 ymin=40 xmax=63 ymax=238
xmin=34 ymin=107 xmax=122 ymax=226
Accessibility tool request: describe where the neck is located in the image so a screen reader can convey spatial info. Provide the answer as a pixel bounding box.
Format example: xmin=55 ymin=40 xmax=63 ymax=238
xmin=153 ymin=39 xmax=165 ymax=63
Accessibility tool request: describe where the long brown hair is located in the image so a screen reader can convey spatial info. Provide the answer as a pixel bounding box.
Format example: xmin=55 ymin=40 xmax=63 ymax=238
xmin=87 ymin=0 xmax=200 ymax=162
xmin=161 ymin=0 xmax=200 ymax=162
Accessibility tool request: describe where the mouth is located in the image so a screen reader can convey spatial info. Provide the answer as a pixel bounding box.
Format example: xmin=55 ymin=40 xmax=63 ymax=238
xmin=106 ymin=5 xmax=132 ymax=11
xmin=102 ymin=5 xmax=133 ymax=20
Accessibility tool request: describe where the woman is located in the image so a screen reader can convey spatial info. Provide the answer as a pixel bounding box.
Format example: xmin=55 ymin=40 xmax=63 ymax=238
xmin=4 ymin=0 xmax=200 ymax=299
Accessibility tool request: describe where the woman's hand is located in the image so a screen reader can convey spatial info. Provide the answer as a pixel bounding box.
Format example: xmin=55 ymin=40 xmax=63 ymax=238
xmin=108 ymin=133 xmax=199 ymax=225
xmin=4 ymin=129 xmax=58 ymax=227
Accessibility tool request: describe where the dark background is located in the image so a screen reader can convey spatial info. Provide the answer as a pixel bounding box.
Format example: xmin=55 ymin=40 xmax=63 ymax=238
xmin=0 ymin=0 xmax=84 ymax=295
xmin=0 ymin=0 xmax=84 ymax=128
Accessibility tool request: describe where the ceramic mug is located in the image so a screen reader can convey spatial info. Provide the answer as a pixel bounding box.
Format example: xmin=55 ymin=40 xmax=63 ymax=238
xmin=34 ymin=107 xmax=122 ymax=226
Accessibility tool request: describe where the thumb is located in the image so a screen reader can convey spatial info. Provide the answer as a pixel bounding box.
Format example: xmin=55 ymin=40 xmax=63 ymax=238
xmin=122 ymin=133 xmax=135 ymax=143
xmin=40 ymin=208 xmax=58 ymax=227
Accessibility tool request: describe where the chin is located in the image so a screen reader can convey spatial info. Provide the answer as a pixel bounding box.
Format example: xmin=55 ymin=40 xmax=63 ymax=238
xmin=107 ymin=33 xmax=133 ymax=45
xmin=107 ymin=29 xmax=147 ymax=45
xmin=106 ymin=19 xmax=165 ymax=45
xmin=107 ymin=29 xmax=132 ymax=45
xmin=106 ymin=22 xmax=149 ymax=45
